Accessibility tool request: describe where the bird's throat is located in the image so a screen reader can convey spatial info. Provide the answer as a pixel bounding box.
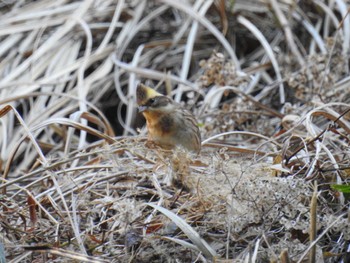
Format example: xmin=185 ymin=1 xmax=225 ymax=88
xmin=143 ymin=111 xmax=173 ymax=137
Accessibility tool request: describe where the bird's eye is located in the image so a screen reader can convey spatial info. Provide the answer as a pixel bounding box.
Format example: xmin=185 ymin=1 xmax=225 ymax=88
xmin=149 ymin=98 xmax=156 ymax=104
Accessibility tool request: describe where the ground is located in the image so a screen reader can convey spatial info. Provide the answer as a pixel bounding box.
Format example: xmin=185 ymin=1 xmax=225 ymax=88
xmin=0 ymin=1 xmax=350 ymax=262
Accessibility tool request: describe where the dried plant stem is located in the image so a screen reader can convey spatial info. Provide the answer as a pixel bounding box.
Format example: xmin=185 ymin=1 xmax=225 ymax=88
xmin=269 ymin=0 xmax=305 ymax=67
xmin=309 ymin=181 xmax=318 ymax=263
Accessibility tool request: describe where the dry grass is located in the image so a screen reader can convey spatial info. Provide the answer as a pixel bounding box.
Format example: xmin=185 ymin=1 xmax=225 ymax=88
xmin=1 ymin=0 xmax=350 ymax=262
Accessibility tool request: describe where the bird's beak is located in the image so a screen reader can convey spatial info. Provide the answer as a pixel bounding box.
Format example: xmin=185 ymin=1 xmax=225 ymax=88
xmin=138 ymin=105 xmax=148 ymax=112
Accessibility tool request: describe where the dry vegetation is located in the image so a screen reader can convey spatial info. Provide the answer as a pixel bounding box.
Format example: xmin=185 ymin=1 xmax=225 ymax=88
xmin=1 ymin=0 xmax=350 ymax=262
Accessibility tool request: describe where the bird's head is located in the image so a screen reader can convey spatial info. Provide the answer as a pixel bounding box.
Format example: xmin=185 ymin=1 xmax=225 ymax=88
xmin=136 ymin=84 xmax=175 ymax=113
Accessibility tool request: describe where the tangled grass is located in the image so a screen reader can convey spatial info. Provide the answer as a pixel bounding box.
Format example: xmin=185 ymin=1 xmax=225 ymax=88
xmin=0 ymin=0 xmax=350 ymax=262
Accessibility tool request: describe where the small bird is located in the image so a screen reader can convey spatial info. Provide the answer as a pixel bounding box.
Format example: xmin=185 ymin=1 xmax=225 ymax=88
xmin=136 ymin=83 xmax=201 ymax=153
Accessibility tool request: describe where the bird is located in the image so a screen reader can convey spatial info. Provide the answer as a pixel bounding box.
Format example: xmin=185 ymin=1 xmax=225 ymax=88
xmin=136 ymin=83 xmax=201 ymax=153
